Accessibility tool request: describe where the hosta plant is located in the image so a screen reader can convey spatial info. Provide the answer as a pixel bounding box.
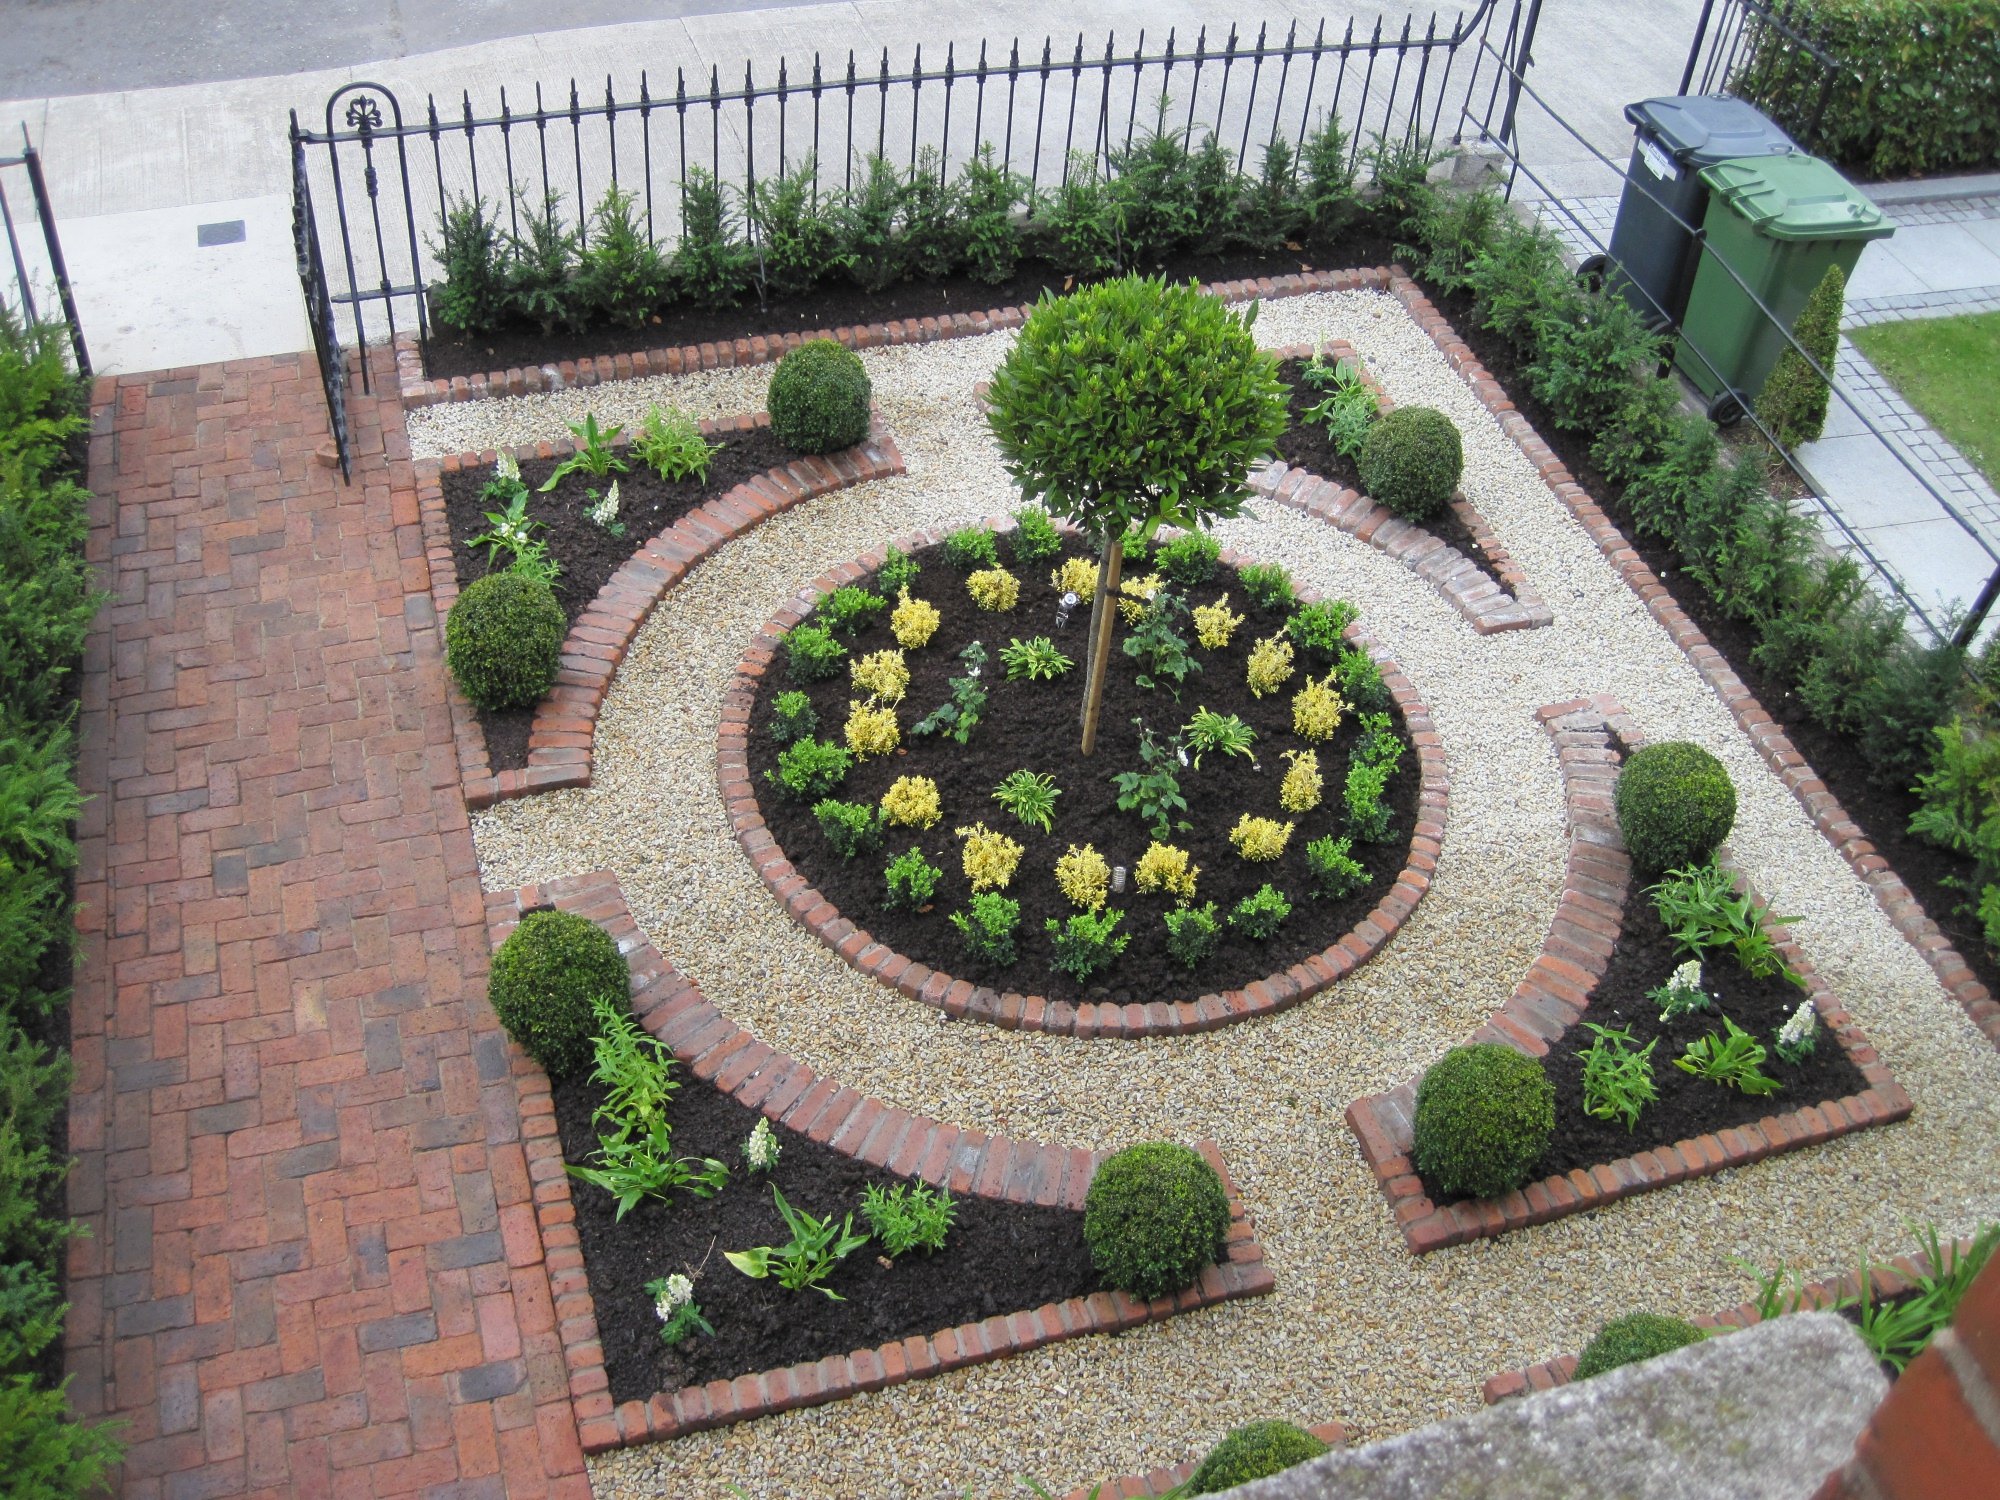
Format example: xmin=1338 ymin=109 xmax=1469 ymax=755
xmin=725 ymin=1186 xmax=870 ymax=1299
xmin=992 ymin=769 xmax=1061 ymax=832
xmin=1676 ymin=1017 xmax=1780 ymax=1095
xmin=1182 ymin=706 xmax=1257 ymax=768
xmin=1000 ymin=636 xmax=1074 ymax=681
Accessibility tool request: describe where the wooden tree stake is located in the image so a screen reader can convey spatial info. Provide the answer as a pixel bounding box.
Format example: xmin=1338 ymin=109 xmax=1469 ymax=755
xmin=1078 ymin=533 xmax=1126 ymax=755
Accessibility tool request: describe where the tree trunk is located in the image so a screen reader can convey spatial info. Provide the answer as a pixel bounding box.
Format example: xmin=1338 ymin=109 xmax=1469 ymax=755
xmin=1078 ymin=533 xmax=1126 ymax=755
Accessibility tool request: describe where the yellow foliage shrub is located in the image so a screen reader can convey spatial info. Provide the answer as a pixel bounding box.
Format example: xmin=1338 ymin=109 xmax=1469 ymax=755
xmin=845 ymin=699 xmax=900 ymax=760
xmin=1230 ymin=814 xmax=1294 ymax=861
xmin=1279 ymin=749 xmax=1323 ymax=813
xmin=890 ymin=588 xmax=941 ymax=649
xmin=1116 ymin=573 xmax=1166 ymax=624
xmin=955 ymin=822 xmax=1024 ymax=892
xmin=1292 ymin=672 xmax=1346 ymax=740
xmin=1192 ymin=593 xmax=1245 ymax=650
xmin=881 ymin=775 xmax=942 ymax=828
xmin=1054 ymin=844 xmax=1111 ymax=911
xmin=850 ymin=649 xmax=909 ymax=703
xmin=1134 ymin=842 xmax=1199 ymax=901
xmin=1246 ymin=634 xmax=1295 ymax=697
xmin=1050 ymin=557 xmax=1098 ymax=598
xmin=967 ymin=568 xmax=1021 ymax=611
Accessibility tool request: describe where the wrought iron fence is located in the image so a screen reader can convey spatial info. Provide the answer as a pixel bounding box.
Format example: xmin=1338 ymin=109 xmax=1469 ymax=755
xmin=292 ymin=133 xmax=351 ymax=483
xmin=1678 ymin=0 xmax=1850 ymax=154
xmin=0 ymin=130 xmax=90 ymax=378
xmin=290 ymin=0 xmax=1539 ymax=393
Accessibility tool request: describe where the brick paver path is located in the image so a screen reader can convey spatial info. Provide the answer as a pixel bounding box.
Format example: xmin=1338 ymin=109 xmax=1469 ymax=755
xmin=65 ymin=353 xmax=588 ymax=1500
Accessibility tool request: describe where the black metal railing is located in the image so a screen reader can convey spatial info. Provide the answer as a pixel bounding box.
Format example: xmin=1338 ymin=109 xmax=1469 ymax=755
xmin=292 ymin=132 xmax=352 ymax=483
xmin=1678 ymin=0 xmax=1851 ymax=154
xmin=1 ymin=130 xmax=90 ymax=378
xmin=290 ymin=2 xmax=1537 ymax=387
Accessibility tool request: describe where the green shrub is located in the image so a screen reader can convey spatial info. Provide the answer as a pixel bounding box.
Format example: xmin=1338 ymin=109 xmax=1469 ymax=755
xmin=1573 ymin=1313 xmax=1706 ymax=1380
xmin=812 ymin=798 xmax=883 ymax=858
xmin=1358 ymin=406 xmax=1463 ymax=521
xmin=1009 ymin=507 xmax=1064 ymax=565
xmin=749 ymin=161 xmax=842 ymax=300
xmin=949 ymin=893 xmax=1021 ymax=967
xmin=1526 ymin=289 xmax=1665 ymax=435
xmin=1411 ymin=1043 xmax=1554 ymax=1200
xmin=1238 ymin=562 xmax=1295 ymax=611
xmin=0 ymin=1375 xmax=123 ymax=1499
xmin=1287 ymin=599 xmax=1358 ymax=661
xmin=1187 ymin=1420 xmax=1330 ymax=1494
xmin=577 ymin=186 xmax=669 ymax=329
xmin=769 ymin=690 xmax=817 ymax=745
xmin=819 ymin=585 xmax=886 ymax=635
xmin=428 ymin=194 xmax=510 ymax=336
xmin=1045 ymin=908 xmax=1129 ymax=980
xmin=1336 ymin=646 xmax=1389 ymax=714
xmin=1162 ymin=902 xmax=1221 ymax=968
xmin=884 ymin=847 xmax=943 ymax=911
xmin=1615 ymin=742 xmax=1737 ymax=876
xmin=960 ymin=147 xmax=1026 ymax=283
xmin=1083 ymin=1142 xmax=1230 ymax=1300
xmin=768 ymin=340 xmax=871 ymax=454
xmin=1465 ymin=218 xmax=1575 ymax=348
xmin=671 ymin=168 xmax=751 ymax=307
xmin=876 ymin=544 xmax=920 ymax=595
xmin=783 ymin=621 xmax=847 ymax=682
xmin=1757 ymin=263 xmax=1844 ymax=450
xmin=0 ymin=1018 xmax=72 ymax=1273
xmin=944 ymin=525 xmax=1000 ymax=571
xmin=1154 ymin=530 xmax=1222 ymax=587
xmin=488 ymin=909 xmax=625 ymax=1078
xmin=444 ymin=571 xmax=565 ymax=711
xmin=766 ymin=738 xmax=850 ymax=801
xmin=1228 ymin=884 xmax=1292 ymax=939
xmin=1590 ymin=375 xmax=1683 ymax=490
xmin=1304 ymin=834 xmax=1367 ymax=900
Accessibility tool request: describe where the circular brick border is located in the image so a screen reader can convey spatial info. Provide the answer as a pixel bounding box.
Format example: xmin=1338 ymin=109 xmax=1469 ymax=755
xmin=716 ymin=520 xmax=1447 ymax=1038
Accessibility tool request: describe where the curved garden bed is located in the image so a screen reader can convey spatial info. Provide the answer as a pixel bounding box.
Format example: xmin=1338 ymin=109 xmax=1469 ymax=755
xmin=723 ymin=523 xmax=1445 ymax=1035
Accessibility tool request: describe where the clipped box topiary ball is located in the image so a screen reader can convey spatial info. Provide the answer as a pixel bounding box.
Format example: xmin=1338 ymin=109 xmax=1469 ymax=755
xmin=1187 ymin=1420 xmax=1330 ymax=1494
xmin=1573 ymin=1312 xmax=1706 ymax=1380
xmin=1083 ymin=1142 xmax=1230 ymax=1301
xmin=768 ymin=339 xmax=872 ymax=454
xmin=487 ymin=908 xmax=627 ymax=1078
xmin=1412 ymin=1043 xmax=1554 ymax=1200
xmin=1357 ymin=405 xmax=1464 ymax=521
xmin=445 ymin=570 xmax=565 ymax=711
xmin=1615 ymin=740 xmax=1736 ymax=876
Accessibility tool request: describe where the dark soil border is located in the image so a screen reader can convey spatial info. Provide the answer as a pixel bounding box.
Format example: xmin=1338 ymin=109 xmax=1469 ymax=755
xmin=415 ymin=413 xmax=906 ymax=808
xmin=719 ymin=520 xmax=1448 ymax=1039
xmin=1346 ymin=696 xmax=1911 ymax=1255
xmin=492 ymin=869 xmax=1275 ymax=1454
xmin=1377 ymin=271 xmax=2000 ymax=1058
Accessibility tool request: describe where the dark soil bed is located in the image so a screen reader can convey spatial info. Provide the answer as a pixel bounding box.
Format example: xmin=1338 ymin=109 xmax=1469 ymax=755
xmin=745 ymin=539 xmax=1419 ymax=1006
xmin=1416 ymin=274 xmax=2000 ymax=1001
xmin=445 ymin=428 xmax=792 ymax=768
xmin=423 ymin=237 xmax=1395 ymax=380
xmin=555 ymin=1063 xmax=1097 ymax=1402
xmin=1271 ymin=357 xmax=1509 ymax=594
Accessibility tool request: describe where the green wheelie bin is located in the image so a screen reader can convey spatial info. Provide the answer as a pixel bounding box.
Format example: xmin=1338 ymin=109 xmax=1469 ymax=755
xmin=1673 ymin=152 xmax=1893 ymax=421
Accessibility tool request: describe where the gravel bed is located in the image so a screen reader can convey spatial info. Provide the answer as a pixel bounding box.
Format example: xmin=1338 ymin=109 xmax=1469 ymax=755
xmin=453 ymin=293 xmax=2000 ymax=1500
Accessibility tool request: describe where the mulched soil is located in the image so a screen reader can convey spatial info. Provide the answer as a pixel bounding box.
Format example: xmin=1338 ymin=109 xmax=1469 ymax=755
xmin=555 ymin=1062 xmax=1097 ymax=1403
xmin=422 ymin=235 xmax=1396 ymax=380
xmin=744 ymin=539 xmax=1419 ymax=1006
xmin=1271 ymin=356 xmax=1509 ymax=594
xmin=444 ymin=428 xmax=791 ymax=768
xmin=1416 ymin=274 xmax=2000 ymax=1002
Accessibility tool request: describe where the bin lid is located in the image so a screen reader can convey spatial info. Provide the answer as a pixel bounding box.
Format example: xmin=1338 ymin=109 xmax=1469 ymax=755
xmin=1698 ymin=154 xmax=1895 ymax=241
xmin=1624 ymin=95 xmax=1800 ymax=166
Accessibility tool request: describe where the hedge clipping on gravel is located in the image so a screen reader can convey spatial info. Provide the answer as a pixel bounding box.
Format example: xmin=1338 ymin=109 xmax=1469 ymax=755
xmin=768 ymin=339 xmax=872 ymax=454
xmin=1357 ymin=405 xmax=1463 ymax=521
xmin=487 ymin=909 xmax=628 ymax=1078
xmin=1573 ymin=1312 xmax=1707 ymax=1380
xmin=1412 ymin=1043 xmax=1554 ymax=1200
xmin=1615 ymin=741 xmax=1737 ymax=876
xmin=1187 ymin=1420 xmax=1330 ymax=1494
xmin=445 ymin=570 xmax=565 ymax=710
xmin=1083 ymin=1142 xmax=1230 ymax=1300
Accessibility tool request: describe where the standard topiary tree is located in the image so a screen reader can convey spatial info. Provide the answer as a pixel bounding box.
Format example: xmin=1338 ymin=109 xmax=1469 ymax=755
xmin=1756 ymin=261 xmax=1844 ymax=450
xmin=1614 ymin=741 xmax=1737 ymax=876
xmin=1573 ymin=1313 xmax=1706 ymax=1380
xmin=445 ymin=571 xmax=566 ymax=711
xmin=1411 ymin=1043 xmax=1554 ymax=1200
xmin=1082 ymin=1141 xmax=1232 ymax=1300
xmin=487 ymin=908 xmax=628 ymax=1078
xmin=1357 ymin=406 xmax=1464 ymax=521
xmin=768 ymin=339 xmax=872 ymax=453
xmin=1187 ymin=1420 xmax=1330 ymax=1494
xmin=986 ymin=275 xmax=1288 ymax=753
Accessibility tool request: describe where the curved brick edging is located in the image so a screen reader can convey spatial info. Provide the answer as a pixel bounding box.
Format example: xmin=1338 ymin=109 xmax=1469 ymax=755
xmin=393 ymin=268 xmax=1400 ymax=408
xmin=1380 ymin=269 xmax=2000 ymax=1055
xmin=1346 ymin=696 xmax=1913 ymax=1255
xmin=415 ymin=413 xmax=906 ymax=808
xmin=1056 ymin=1421 xmax=1348 ymax=1500
xmin=717 ymin=521 xmax=1448 ymax=1039
xmin=489 ymin=869 xmax=1275 ymax=1454
xmin=1481 ymin=1233 xmax=1986 ymax=1404
xmin=1255 ymin=337 xmax=1553 ymax=636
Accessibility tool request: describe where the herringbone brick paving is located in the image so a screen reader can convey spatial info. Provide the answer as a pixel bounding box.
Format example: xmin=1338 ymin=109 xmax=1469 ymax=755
xmin=64 ymin=351 xmax=588 ymax=1499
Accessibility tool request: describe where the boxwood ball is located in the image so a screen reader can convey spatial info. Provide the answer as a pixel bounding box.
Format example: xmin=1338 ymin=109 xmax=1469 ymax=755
xmin=768 ymin=339 xmax=872 ymax=454
xmin=1411 ymin=1043 xmax=1554 ymax=1200
xmin=444 ymin=570 xmax=565 ymax=711
xmin=487 ymin=908 xmax=627 ymax=1078
xmin=1083 ymin=1142 xmax=1231 ymax=1300
xmin=1357 ymin=405 xmax=1463 ymax=521
xmin=1187 ymin=1421 xmax=1330 ymax=1493
xmin=1574 ymin=1313 xmax=1706 ymax=1380
xmin=1614 ymin=741 xmax=1736 ymax=876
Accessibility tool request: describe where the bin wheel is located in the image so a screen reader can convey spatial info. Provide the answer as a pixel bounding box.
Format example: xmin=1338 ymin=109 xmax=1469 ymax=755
xmin=1576 ymin=253 xmax=1608 ymax=293
xmin=1707 ymin=391 xmax=1745 ymax=426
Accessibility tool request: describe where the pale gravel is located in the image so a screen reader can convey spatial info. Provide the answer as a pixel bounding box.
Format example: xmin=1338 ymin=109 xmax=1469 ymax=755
xmin=447 ymin=292 xmax=2000 ymax=1500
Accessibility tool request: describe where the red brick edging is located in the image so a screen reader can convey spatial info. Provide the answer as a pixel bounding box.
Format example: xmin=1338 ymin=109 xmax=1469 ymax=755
xmin=1381 ymin=270 xmax=2000 ymax=1055
xmin=717 ymin=521 xmax=1448 ymax=1038
xmin=1057 ymin=1420 xmax=1348 ymax=1500
xmin=490 ymin=869 xmax=1274 ymax=1453
xmin=1255 ymin=337 xmax=1552 ymax=636
xmin=1346 ymin=695 xmax=1912 ymax=1254
xmin=1481 ymin=1233 xmax=1986 ymax=1403
xmin=415 ymin=412 xmax=905 ymax=808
